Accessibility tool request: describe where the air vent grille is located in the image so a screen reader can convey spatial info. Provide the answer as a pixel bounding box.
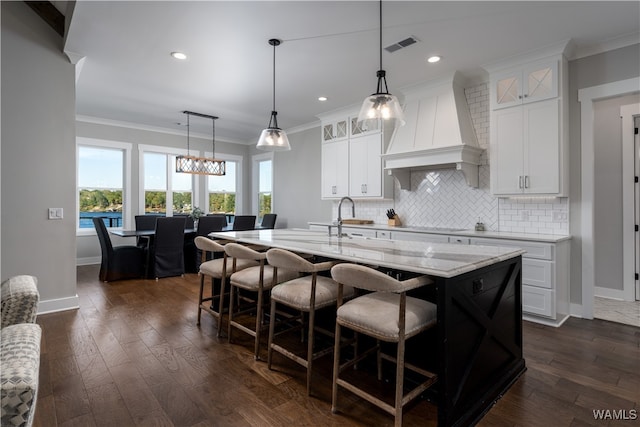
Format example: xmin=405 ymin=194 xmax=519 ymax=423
xmin=384 ymin=36 xmax=419 ymax=53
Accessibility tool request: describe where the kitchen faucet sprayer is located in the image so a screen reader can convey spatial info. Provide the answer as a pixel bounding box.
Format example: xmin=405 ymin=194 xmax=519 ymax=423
xmin=336 ymin=196 xmax=355 ymax=238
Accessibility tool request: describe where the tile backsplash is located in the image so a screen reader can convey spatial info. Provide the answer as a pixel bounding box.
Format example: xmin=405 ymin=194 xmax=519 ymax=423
xmin=331 ymin=82 xmax=570 ymax=236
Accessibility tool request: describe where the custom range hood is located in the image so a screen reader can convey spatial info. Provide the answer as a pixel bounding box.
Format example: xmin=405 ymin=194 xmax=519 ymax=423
xmin=383 ymin=72 xmax=483 ymax=189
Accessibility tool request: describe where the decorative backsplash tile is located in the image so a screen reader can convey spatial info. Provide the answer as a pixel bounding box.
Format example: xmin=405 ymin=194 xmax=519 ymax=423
xmin=331 ymin=82 xmax=570 ymax=236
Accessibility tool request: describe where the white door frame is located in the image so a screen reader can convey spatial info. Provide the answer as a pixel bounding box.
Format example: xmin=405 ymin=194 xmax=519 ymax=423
xmin=578 ymin=77 xmax=640 ymax=318
xmin=621 ymin=104 xmax=640 ymax=301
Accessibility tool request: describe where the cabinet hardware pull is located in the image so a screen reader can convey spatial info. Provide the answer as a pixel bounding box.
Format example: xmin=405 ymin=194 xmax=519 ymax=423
xmin=519 ymin=176 xmax=524 ymax=189
xmin=524 ymin=94 xmax=528 ymax=98
xmin=525 ymin=176 xmax=530 ymax=188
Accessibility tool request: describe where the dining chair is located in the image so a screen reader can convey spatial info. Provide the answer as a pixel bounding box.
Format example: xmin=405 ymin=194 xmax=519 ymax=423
xmin=265 ymin=248 xmax=354 ymax=395
xmin=194 ymin=236 xmax=258 ymax=336
xmin=259 ymin=213 xmax=277 ymax=229
xmin=224 ymin=243 xmax=299 ymax=360
xmin=330 ymin=263 xmax=437 ymax=427
xmin=198 ymin=215 xmax=227 ymax=236
xmin=151 ymin=216 xmax=186 ymax=279
xmin=134 ymin=214 xmax=158 ymax=248
xmin=232 ymin=215 xmax=256 ymax=231
xmin=93 ymin=217 xmax=145 ymax=282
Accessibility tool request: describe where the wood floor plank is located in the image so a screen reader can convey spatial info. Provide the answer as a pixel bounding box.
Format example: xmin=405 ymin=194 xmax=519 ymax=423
xmin=34 ymin=265 xmax=640 ymax=427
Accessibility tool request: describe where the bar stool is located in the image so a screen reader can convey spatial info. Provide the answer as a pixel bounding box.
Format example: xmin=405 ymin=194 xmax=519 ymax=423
xmin=265 ymin=248 xmax=355 ymax=396
xmin=330 ymin=263 xmax=437 ymax=427
xmin=224 ymin=243 xmax=299 ymax=360
xmin=194 ymin=236 xmax=257 ymax=336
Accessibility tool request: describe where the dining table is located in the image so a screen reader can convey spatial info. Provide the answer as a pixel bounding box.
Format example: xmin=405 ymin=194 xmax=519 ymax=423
xmin=209 ymin=228 xmax=527 ymax=427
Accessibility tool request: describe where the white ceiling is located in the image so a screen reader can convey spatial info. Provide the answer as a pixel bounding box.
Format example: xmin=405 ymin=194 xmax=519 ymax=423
xmin=64 ymin=1 xmax=640 ymax=144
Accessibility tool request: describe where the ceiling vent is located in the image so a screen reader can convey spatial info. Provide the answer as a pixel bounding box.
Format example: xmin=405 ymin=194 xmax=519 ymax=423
xmin=384 ymin=36 xmax=419 ymax=53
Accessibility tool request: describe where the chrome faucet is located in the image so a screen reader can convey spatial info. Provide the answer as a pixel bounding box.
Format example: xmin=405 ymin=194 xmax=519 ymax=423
xmin=336 ymin=196 xmax=355 ymax=238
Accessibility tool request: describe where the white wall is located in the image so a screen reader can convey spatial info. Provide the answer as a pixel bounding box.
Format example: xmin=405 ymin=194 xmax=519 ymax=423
xmin=569 ymin=43 xmax=640 ymax=306
xmin=593 ymin=94 xmax=640 ymax=292
xmin=261 ymin=126 xmax=333 ymax=229
xmin=1 ymin=2 xmax=78 ymax=312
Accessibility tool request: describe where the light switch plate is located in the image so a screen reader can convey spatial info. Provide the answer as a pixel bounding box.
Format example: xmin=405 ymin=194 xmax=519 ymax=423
xmin=48 ymin=208 xmax=63 ymax=219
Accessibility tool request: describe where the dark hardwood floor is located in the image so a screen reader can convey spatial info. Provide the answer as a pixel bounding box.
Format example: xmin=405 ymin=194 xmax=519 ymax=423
xmin=33 ymin=265 xmax=639 ymax=427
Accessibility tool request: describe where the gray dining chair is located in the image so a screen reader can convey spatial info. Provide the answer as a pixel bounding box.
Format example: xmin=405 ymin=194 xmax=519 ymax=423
xmin=93 ymin=217 xmax=145 ymax=282
xmin=232 ymin=215 xmax=256 ymax=231
xmin=151 ymin=217 xmax=186 ymax=279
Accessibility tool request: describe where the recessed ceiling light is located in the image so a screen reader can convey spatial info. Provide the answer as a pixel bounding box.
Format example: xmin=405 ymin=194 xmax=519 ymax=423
xmin=318 ymin=96 xmax=328 ymax=102
xmin=427 ymin=55 xmax=441 ymax=64
xmin=171 ymin=51 xmax=187 ymax=60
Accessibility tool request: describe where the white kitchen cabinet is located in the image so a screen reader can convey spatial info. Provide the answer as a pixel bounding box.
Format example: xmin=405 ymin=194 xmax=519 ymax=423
xmin=489 ymin=53 xmax=568 ymax=196
xmin=491 ymin=98 xmax=561 ymax=195
xmin=491 ymin=58 xmax=558 ymax=110
xmin=319 ymin=110 xmax=393 ymax=200
xmin=350 ymin=116 xmax=380 ymax=137
xmin=322 ymin=118 xmax=349 ymax=142
xmin=321 ymin=140 xmax=349 ymax=199
xmin=469 ymin=237 xmax=569 ymax=326
xmin=342 ymin=227 xmax=377 ymax=239
xmin=391 ymin=231 xmax=451 ymax=244
xmin=349 ymin=133 xmax=384 ymax=198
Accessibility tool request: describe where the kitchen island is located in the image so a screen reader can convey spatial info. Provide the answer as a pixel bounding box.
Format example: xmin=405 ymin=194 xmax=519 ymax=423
xmin=210 ymin=228 xmax=526 ymax=426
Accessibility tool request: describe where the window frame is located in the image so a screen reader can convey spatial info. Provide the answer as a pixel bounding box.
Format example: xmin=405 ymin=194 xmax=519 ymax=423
xmin=252 ymin=152 xmax=273 ymax=218
xmin=138 ymin=144 xmax=198 ymax=217
xmin=204 ymin=151 xmax=243 ymax=215
xmin=76 ymin=137 xmax=133 ymax=236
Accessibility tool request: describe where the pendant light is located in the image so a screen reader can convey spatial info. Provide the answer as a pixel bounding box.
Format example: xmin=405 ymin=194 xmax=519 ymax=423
xmin=357 ymin=0 xmax=405 ymax=125
xmin=256 ymin=38 xmax=291 ymax=151
xmin=176 ymin=110 xmax=226 ymax=175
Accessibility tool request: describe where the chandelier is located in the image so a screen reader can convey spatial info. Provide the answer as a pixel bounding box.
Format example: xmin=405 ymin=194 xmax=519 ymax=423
xmin=176 ymin=110 xmax=226 ymax=175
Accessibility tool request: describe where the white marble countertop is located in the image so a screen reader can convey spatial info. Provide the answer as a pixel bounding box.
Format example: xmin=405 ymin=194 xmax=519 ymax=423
xmin=210 ymin=228 xmax=525 ymax=278
xmin=308 ymin=221 xmax=571 ymax=243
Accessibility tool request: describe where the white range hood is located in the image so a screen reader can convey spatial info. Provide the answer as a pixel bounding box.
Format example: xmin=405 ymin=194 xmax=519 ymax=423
xmin=383 ymin=71 xmax=483 ymax=189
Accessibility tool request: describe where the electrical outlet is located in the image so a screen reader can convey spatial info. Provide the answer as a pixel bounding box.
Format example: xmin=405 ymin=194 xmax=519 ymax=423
xmin=520 ymin=210 xmax=530 ymax=221
xmin=552 ymin=211 xmax=567 ymax=221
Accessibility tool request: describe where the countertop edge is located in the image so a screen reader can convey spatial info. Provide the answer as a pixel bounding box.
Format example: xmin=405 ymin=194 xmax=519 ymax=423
xmin=308 ymin=221 xmax=571 ymax=243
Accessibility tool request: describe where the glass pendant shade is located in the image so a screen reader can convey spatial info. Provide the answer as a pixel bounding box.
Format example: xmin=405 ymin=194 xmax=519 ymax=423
xmin=358 ymin=0 xmax=405 ymax=126
xmin=357 ymin=92 xmax=405 ymax=125
xmin=257 ymin=117 xmax=291 ymax=151
xmin=256 ymin=38 xmax=291 ymax=151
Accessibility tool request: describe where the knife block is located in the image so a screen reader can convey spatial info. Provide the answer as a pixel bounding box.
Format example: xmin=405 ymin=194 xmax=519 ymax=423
xmin=387 ymin=216 xmax=401 ymax=226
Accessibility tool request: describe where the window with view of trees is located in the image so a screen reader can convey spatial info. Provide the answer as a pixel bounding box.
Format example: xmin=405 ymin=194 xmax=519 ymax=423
xmin=77 ymin=144 xmax=127 ymax=229
xmin=258 ymin=158 xmax=272 ymax=219
xmin=208 ymin=160 xmax=236 ymax=214
xmin=143 ymin=151 xmax=194 ymax=215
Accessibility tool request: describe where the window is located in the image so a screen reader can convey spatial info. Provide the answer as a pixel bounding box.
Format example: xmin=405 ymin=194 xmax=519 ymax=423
xmin=77 ymin=139 xmax=132 ymax=231
xmin=253 ymin=154 xmax=273 ymax=219
xmin=140 ymin=145 xmax=196 ymax=216
xmin=208 ymin=160 xmax=237 ymax=214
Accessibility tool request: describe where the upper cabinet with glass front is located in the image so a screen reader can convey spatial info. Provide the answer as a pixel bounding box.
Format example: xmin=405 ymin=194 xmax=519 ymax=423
xmin=490 ymin=59 xmax=558 ymax=110
xmin=322 ymin=118 xmax=349 ymax=142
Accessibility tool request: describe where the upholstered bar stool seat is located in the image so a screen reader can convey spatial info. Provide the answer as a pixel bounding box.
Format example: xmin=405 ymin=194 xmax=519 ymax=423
xmin=194 ymin=236 xmax=257 ymax=337
xmin=225 ymin=243 xmax=299 ymax=360
xmin=266 ymin=248 xmax=355 ymax=396
xmin=330 ymin=263 xmax=437 ymax=427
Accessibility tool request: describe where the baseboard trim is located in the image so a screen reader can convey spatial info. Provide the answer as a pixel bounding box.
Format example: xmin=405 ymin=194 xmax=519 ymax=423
xmin=523 ymin=313 xmax=570 ymax=327
xmin=77 ymin=257 xmax=100 ymax=266
xmin=594 ymin=286 xmax=626 ymax=301
xmin=38 ymin=295 xmax=80 ymax=315
xmin=570 ymin=303 xmax=584 ymax=319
